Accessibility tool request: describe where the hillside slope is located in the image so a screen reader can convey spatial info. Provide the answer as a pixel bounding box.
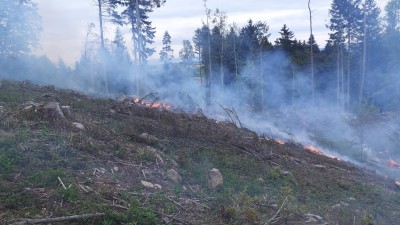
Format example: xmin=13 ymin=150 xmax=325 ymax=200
xmin=0 ymin=80 xmax=399 ymax=225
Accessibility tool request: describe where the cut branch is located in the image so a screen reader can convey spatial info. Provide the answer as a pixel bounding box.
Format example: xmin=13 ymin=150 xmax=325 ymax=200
xmin=10 ymin=213 xmax=105 ymax=225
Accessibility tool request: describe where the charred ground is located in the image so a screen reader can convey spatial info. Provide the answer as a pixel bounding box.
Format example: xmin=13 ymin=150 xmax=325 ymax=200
xmin=0 ymin=80 xmax=399 ymax=225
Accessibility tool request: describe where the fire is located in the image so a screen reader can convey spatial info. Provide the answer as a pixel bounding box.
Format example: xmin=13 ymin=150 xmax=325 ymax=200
xmin=387 ymin=159 xmax=400 ymax=169
xmin=132 ymin=97 xmax=171 ymax=110
xmin=304 ymin=145 xmax=325 ymax=156
xmin=275 ymin=139 xmax=285 ymax=145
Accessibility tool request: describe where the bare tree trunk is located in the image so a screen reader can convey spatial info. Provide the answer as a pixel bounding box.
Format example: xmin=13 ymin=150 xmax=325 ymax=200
xmin=337 ymin=44 xmax=340 ymax=108
xmin=260 ymin=45 xmax=264 ymax=110
xmin=97 ymin=0 xmax=109 ymax=97
xmin=204 ymin=0 xmax=212 ymax=106
xmin=346 ymin=18 xmax=352 ymax=109
xmin=234 ymin=36 xmax=239 ymax=94
xmin=341 ymin=44 xmax=345 ymax=109
xmin=308 ymin=0 xmax=315 ymax=104
xmin=359 ymin=7 xmax=367 ymax=104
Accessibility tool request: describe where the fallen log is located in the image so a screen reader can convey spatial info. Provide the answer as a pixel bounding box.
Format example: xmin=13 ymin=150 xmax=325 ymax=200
xmin=10 ymin=213 xmax=105 ymax=225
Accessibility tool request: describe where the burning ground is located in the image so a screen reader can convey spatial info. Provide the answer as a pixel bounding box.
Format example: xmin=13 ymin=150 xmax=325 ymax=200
xmin=1 ymin=80 xmax=400 ymax=225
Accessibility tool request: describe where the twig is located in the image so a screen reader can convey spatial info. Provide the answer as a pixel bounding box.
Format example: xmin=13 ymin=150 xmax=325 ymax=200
xmin=142 ymin=169 xmax=147 ymax=179
xmin=10 ymin=213 xmax=105 ymax=225
xmin=265 ymin=197 xmax=288 ymax=225
xmin=58 ymin=176 xmax=66 ymax=190
xmin=139 ymin=93 xmax=158 ymax=104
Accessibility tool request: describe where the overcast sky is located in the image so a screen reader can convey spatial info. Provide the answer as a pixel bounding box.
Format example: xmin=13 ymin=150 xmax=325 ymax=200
xmin=34 ymin=0 xmax=389 ymax=66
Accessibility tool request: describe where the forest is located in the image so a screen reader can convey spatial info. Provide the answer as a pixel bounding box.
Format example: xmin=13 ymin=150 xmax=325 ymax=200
xmin=1 ymin=0 xmax=400 ymax=113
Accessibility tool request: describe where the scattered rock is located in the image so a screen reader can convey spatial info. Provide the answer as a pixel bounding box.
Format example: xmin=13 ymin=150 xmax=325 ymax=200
xmin=395 ymin=180 xmax=400 ymax=188
xmin=113 ymin=166 xmax=119 ymax=172
xmin=166 ymin=169 xmax=182 ymax=184
xmin=140 ymin=133 xmax=158 ymax=140
xmin=280 ymin=170 xmax=291 ymax=176
xmin=38 ymin=102 xmax=65 ymax=121
xmin=207 ymin=168 xmax=223 ymax=189
xmin=305 ymin=213 xmax=325 ymax=223
xmin=141 ymin=180 xmax=162 ymax=190
xmin=141 ymin=180 xmax=154 ymax=189
xmin=314 ymin=164 xmax=326 ymax=169
xmin=72 ymin=122 xmax=85 ymax=130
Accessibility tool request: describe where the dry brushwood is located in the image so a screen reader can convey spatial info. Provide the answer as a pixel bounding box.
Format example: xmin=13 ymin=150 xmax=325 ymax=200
xmin=10 ymin=213 xmax=105 ymax=225
xmin=218 ymin=103 xmax=243 ymax=128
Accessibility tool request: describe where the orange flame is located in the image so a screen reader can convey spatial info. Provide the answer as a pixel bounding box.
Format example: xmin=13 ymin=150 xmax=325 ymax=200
xmin=388 ymin=159 xmax=400 ymax=169
xmin=132 ymin=97 xmax=171 ymax=110
xmin=275 ymin=139 xmax=285 ymax=145
xmin=304 ymin=145 xmax=325 ymax=156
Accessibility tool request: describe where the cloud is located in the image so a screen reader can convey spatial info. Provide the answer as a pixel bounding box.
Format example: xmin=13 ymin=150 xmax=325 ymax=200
xmin=33 ymin=0 xmax=389 ymax=66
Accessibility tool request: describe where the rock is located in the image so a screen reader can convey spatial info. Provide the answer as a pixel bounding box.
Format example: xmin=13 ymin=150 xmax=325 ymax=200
xmin=207 ymin=168 xmax=223 ymax=189
xmin=167 ymin=169 xmax=182 ymax=184
xmin=280 ymin=170 xmax=291 ymax=176
xmin=38 ymin=102 xmax=65 ymax=121
xmin=141 ymin=180 xmax=154 ymax=189
xmin=72 ymin=122 xmax=85 ymax=130
xmin=113 ymin=166 xmax=119 ymax=172
xmin=140 ymin=133 xmax=158 ymax=140
xmin=396 ymin=180 xmax=400 ymax=188
xmin=305 ymin=214 xmax=326 ymax=224
xmin=141 ymin=180 xmax=162 ymax=190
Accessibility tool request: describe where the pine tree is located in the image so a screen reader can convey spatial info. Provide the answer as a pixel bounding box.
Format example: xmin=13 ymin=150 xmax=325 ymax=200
xmin=159 ymin=31 xmax=173 ymax=67
xmin=0 ymin=0 xmax=41 ymax=58
xmin=179 ymin=40 xmax=195 ymax=69
xmin=275 ymin=24 xmax=295 ymax=53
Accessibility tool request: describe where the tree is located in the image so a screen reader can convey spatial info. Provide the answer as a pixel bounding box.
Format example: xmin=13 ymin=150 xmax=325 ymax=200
xmin=212 ymin=9 xmax=227 ymax=88
xmin=159 ymin=31 xmax=173 ymax=67
xmin=179 ymin=40 xmax=195 ymax=69
xmin=328 ymin=0 xmax=363 ymax=108
xmin=109 ymin=0 xmax=165 ymax=96
xmin=275 ymin=24 xmax=295 ymax=53
xmin=359 ymin=0 xmax=382 ymax=104
xmin=0 ymin=0 xmax=41 ymax=58
xmin=110 ymin=0 xmax=166 ymax=64
xmin=112 ymin=28 xmax=131 ymax=64
xmin=308 ymin=0 xmax=315 ymax=104
xmin=193 ymin=25 xmax=211 ymax=85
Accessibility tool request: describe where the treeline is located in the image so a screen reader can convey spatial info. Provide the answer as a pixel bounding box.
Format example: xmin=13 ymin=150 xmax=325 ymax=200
xmin=1 ymin=0 xmax=400 ymax=112
xmin=177 ymin=0 xmax=400 ymax=111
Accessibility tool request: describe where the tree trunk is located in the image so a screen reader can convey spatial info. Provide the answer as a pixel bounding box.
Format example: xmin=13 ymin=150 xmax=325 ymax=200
xmin=97 ymin=0 xmax=109 ymax=97
xmin=359 ymin=7 xmax=367 ymax=104
xmin=308 ymin=0 xmax=315 ymax=105
xmin=337 ymin=44 xmax=340 ymax=108
xmin=204 ymin=0 xmax=212 ymax=106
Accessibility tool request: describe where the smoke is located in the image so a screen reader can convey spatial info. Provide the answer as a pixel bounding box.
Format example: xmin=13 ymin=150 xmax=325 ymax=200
xmin=1 ymin=39 xmax=400 ymax=180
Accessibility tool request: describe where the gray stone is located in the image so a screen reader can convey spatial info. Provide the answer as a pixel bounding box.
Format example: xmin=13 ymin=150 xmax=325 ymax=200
xmin=72 ymin=122 xmax=85 ymax=130
xmin=207 ymin=168 xmax=223 ymax=189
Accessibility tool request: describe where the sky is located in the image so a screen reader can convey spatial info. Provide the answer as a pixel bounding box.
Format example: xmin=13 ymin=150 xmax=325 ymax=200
xmin=34 ymin=0 xmax=389 ymax=67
